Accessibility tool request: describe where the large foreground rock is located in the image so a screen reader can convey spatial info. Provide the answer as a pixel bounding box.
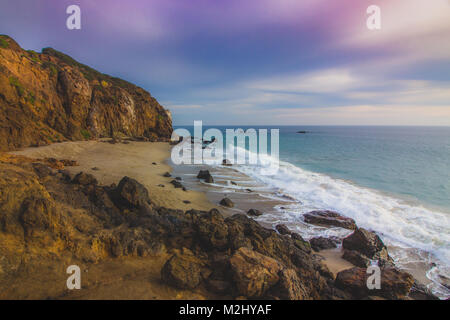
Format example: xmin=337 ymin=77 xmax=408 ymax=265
xmin=114 ymin=176 xmax=151 ymax=208
xmin=335 ymin=267 xmax=415 ymax=299
xmin=303 ymin=210 xmax=356 ymax=230
xmin=229 ymin=247 xmax=283 ymax=298
xmin=161 ymin=251 xmax=205 ymax=289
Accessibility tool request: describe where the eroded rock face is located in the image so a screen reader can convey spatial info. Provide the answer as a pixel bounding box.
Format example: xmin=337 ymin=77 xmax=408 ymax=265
xmin=342 ymin=228 xmax=392 ymax=266
xmin=303 ymin=210 xmax=357 ymax=230
xmin=229 ymin=247 xmax=283 ymax=298
xmin=161 ymin=251 xmax=204 ymax=289
xmin=0 ymin=35 xmax=172 ymax=152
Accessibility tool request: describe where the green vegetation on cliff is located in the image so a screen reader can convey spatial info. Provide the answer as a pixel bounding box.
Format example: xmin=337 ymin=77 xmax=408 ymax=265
xmin=0 ymin=35 xmax=172 ymax=151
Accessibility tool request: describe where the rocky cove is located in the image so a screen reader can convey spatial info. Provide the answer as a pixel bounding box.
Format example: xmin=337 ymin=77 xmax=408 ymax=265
xmin=0 ymin=146 xmax=438 ymax=300
xmin=0 ymin=35 xmax=439 ymax=300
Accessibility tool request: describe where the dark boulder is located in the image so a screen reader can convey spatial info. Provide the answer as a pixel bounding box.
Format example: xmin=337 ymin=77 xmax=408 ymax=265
xmin=197 ymin=170 xmax=211 ymax=179
xmin=303 ymin=210 xmax=356 ymax=230
xmin=229 ymin=247 xmax=283 ymax=298
xmin=170 ymin=179 xmax=183 ymax=188
xmin=342 ymin=228 xmax=392 ymax=266
xmin=72 ymin=172 xmax=98 ymax=186
xmin=335 ymin=267 xmax=415 ymax=299
xmin=269 ymin=268 xmax=308 ymax=300
xmin=114 ymin=176 xmax=151 ymax=208
xmin=276 ymin=224 xmax=291 ymax=235
xmin=161 ymin=251 xmax=204 ymax=289
xmin=247 ymin=209 xmax=262 ymax=217
xmin=342 ymin=249 xmax=371 ymax=267
xmin=197 ymin=170 xmax=214 ymax=183
xmin=219 ymin=197 xmax=234 ymax=208
xmin=309 ymin=237 xmax=338 ymax=251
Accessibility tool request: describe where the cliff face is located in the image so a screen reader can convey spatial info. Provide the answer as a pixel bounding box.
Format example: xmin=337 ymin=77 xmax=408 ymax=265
xmin=0 ymin=35 xmax=172 ymax=151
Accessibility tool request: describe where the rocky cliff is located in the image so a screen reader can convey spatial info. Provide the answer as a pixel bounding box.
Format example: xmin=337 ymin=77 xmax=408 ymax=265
xmin=0 ymin=35 xmax=172 ymax=151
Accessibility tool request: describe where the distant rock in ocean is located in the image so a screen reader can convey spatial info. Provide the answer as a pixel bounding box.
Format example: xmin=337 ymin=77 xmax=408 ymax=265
xmin=0 ymin=35 xmax=172 ymax=151
xmin=296 ymin=130 xmax=308 ymax=134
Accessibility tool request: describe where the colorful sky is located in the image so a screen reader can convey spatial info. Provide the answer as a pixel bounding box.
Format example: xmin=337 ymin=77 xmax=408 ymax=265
xmin=1 ymin=0 xmax=449 ymax=125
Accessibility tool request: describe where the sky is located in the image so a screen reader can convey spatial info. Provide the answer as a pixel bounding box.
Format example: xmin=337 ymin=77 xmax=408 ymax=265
xmin=0 ymin=0 xmax=449 ymax=125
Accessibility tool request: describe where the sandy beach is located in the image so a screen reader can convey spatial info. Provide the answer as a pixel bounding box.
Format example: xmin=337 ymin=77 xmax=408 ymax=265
xmin=12 ymin=140 xmax=354 ymax=280
xmin=12 ymin=140 xmax=215 ymax=212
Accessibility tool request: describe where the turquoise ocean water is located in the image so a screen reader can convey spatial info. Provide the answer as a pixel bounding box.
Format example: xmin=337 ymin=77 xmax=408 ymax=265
xmin=174 ymin=125 xmax=450 ymax=297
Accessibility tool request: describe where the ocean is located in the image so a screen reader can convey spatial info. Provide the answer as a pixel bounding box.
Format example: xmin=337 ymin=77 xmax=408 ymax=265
xmin=172 ymin=125 xmax=450 ymax=298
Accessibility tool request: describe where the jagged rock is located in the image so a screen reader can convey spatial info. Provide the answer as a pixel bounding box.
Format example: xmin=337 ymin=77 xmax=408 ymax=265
xmin=342 ymin=228 xmax=392 ymax=266
xmin=219 ymin=197 xmax=234 ymax=207
xmin=163 ymin=172 xmax=171 ymax=177
xmin=310 ymin=237 xmax=338 ymax=252
xmin=335 ymin=267 xmax=415 ymax=299
xmin=229 ymin=247 xmax=283 ymax=298
xmin=292 ymin=235 xmax=312 ymax=254
xmin=276 ymin=224 xmax=291 ymax=235
xmin=113 ymin=176 xmax=151 ymax=209
xmin=269 ymin=268 xmax=308 ymax=300
xmin=193 ymin=209 xmax=229 ymax=250
xmin=161 ymin=251 xmax=204 ymax=289
xmin=303 ymin=210 xmax=356 ymax=230
xmin=247 ymin=209 xmax=262 ymax=217
xmin=342 ymin=249 xmax=371 ymax=267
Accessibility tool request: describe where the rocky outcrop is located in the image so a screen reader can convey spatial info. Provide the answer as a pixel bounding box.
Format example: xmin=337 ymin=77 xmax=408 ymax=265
xmin=303 ymin=210 xmax=356 ymax=230
xmin=0 ymin=35 xmax=172 ymax=151
xmin=229 ymin=247 xmax=283 ymax=298
xmin=219 ymin=197 xmax=234 ymax=207
xmin=0 ymin=155 xmax=428 ymax=300
xmin=161 ymin=250 xmax=205 ymax=289
xmin=310 ymin=237 xmax=338 ymax=252
xmin=342 ymin=228 xmax=393 ymax=267
xmin=335 ymin=267 xmax=415 ymax=299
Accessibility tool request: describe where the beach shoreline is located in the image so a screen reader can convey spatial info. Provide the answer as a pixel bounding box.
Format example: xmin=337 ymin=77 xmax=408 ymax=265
xmin=5 ymin=139 xmax=444 ymax=299
xmin=12 ymin=140 xmax=215 ymax=213
xmin=11 ymin=140 xmax=355 ymax=282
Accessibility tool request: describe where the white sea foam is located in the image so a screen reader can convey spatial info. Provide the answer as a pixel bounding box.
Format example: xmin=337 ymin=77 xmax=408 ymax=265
xmin=215 ymin=145 xmax=450 ymax=298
